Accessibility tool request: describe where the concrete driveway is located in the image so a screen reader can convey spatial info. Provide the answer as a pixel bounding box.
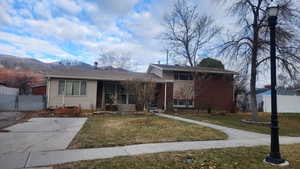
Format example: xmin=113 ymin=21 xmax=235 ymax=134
xmin=0 ymin=112 xmax=25 ymax=129
xmin=0 ymin=118 xmax=87 ymax=153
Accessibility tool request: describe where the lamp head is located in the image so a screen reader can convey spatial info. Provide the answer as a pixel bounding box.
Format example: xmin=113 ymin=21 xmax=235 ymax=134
xmin=267 ymin=1 xmax=279 ymax=17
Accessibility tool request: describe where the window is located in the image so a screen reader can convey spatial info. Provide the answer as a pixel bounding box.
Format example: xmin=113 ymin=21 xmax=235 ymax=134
xmin=104 ymin=83 xmax=115 ymax=104
xmin=118 ymin=86 xmax=127 ymax=104
xmin=174 ymin=72 xmax=193 ymax=80
xmin=58 ymin=80 xmax=86 ymax=96
xmin=173 ymin=99 xmax=193 ymax=106
xmin=128 ymin=95 xmax=136 ymax=104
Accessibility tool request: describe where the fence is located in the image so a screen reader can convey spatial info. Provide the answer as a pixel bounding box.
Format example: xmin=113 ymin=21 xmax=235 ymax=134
xmin=0 ymin=94 xmax=46 ymax=111
xmin=0 ymin=85 xmax=19 ymax=95
xmin=258 ymin=95 xmax=300 ymax=113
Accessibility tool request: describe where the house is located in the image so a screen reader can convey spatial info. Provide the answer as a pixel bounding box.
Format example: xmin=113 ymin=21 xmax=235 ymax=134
xmin=257 ymin=88 xmax=300 ymax=113
xmin=147 ymin=64 xmax=236 ymax=111
xmin=31 ymin=85 xmax=46 ymax=95
xmin=45 ymin=64 xmax=237 ymax=111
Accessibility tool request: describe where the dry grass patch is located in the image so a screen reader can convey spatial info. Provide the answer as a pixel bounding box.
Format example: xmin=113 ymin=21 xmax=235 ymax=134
xmin=56 ymin=144 xmax=300 ymax=169
xmin=69 ymin=114 xmax=227 ymax=149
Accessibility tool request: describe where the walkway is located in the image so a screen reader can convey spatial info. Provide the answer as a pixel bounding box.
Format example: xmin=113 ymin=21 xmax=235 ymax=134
xmin=1 ymin=114 xmax=300 ymax=169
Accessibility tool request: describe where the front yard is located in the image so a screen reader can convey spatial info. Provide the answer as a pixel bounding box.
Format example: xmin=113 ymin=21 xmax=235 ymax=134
xmin=69 ymin=115 xmax=227 ymax=149
xmin=69 ymin=114 xmax=227 ymax=149
xmin=174 ymin=112 xmax=300 ymax=136
xmin=56 ymin=144 xmax=300 ymax=169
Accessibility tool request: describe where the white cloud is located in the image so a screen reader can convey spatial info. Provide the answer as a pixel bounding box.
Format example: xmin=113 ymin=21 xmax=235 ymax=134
xmin=0 ymin=9 xmax=12 ymax=25
xmin=0 ymin=31 xmax=76 ymax=59
xmin=0 ymin=0 xmax=14 ymax=25
xmin=95 ymin=0 xmax=139 ymax=16
xmin=24 ymin=17 xmax=101 ymax=41
xmin=54 ymin=0 xmax=82 ymax=14
xmin=33 ymin=0 xmax=52 ymax=19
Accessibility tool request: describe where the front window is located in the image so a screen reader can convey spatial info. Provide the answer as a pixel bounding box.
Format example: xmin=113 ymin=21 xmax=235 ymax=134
xmin=174 ymin=72 xmax=193 ymax=80
xmin=173 ymin=99 xmax=193 ymax=107
xmin=118 ymin=86 xmax=127 ymax=104
xmin=103 ymin=82 xmax=137 ymax=105
xmin=58 ymin=80 xmax=86 ymax=96
xmin=104 ymin=83 xmax=115 ymax=104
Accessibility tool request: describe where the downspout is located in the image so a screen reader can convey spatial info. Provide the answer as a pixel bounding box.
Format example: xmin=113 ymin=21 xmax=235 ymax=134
xmin=47 ymin=77 xmax=51 ymax=108
xmin=63 ymin=80 xmax=66 ymax=107
xmin=164 ymin=82 xmax=167 ymax=110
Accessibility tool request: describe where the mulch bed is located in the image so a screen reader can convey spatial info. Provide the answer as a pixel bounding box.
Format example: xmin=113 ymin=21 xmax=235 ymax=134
xmin=93 ymin=111 xmax=154 ymax=116
xmin=240 ymin=119 xmax=271 ymax=126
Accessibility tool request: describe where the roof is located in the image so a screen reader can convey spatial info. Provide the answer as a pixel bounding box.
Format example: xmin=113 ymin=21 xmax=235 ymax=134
xmin=44 ymin=68 xmax=168 ymax=82
xmin=257 ymin=89 xmax=298 ymax=96
xmin=148 ymin=64 xmax=238 ymax=75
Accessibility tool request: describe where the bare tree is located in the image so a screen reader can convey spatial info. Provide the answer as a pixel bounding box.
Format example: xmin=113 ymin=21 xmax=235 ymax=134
xmin=162 ymin=0 xmax=221 ymax=67
xmin=219 ymin=0 xmax=300 ymax=121
xmin=98 ymin=50 xmax=137 ymax=71
xmin=233 ymin=74 xmax=248 ymax=110
xmin=4 ymin=74 xmax=34 ymax=95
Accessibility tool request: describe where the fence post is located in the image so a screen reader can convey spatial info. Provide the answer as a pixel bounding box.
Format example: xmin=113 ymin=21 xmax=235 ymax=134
xmin=15 ymin=95 xmax=19 ymax=111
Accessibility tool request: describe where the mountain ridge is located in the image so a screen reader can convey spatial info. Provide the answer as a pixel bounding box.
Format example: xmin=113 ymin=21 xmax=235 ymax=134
xmin=0 ymin=55 xmax=128 ymax=72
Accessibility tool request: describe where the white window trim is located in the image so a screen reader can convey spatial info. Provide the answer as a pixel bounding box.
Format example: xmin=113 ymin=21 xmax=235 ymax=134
xmin=59 ymin=80 xmax=87 ymax=96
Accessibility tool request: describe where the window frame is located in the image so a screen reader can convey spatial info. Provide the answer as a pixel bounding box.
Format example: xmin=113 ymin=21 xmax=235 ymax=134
xmin=173 ymin=99 xmax=194 ymax=108
xmin=174 ymin=71 xmax=193 ymax=80
xmin=58 ymin=79 xmax=87 ymax=96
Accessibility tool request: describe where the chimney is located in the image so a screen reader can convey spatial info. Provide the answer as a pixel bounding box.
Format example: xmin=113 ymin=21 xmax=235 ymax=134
xmin=94 ymin=61 xmax=98 ymax=70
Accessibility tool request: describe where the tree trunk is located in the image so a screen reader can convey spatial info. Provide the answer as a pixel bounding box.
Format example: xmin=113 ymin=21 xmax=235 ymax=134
xmin=250 ymin=21 xmax=259 ymax=121
xmin=250 ymin=69 xmax=258 ymax=121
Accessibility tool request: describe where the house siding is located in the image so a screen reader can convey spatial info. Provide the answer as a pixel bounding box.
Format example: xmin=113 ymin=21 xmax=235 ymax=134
xmin=149 ymin=66 xmax=163 ymax=77
xmin=47 ymin=78 xmax=97 ymax=110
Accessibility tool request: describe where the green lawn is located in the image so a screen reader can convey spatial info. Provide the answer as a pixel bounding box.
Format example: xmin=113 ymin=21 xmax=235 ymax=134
xmin=55 ymin=144 xmax=300 ymax=169
xmin=175 ymin=112 xmax=300 ymax=136
xmin=69 ymin=114 xmax=227 ymax=149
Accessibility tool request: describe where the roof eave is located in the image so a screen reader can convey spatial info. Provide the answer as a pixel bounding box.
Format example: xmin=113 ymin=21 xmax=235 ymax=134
xmin=45 ymin=74 xmax=170 ymax=83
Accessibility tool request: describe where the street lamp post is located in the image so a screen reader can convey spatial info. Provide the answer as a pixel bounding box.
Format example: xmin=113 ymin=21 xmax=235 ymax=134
xmin=264 ymin=1 xmax=288 ymax=166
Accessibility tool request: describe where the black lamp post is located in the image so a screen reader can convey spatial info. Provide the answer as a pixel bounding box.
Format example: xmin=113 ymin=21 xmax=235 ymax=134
xmin=264 ymin=1 xmax=288 ymax=166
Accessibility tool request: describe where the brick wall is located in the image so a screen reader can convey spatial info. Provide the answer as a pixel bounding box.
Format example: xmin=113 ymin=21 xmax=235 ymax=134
xmin=194 ymin=73 xmax=233 ymax=111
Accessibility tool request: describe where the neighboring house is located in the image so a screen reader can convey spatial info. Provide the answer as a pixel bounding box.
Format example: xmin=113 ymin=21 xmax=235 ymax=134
xmin=0 ymin=83 xmax=19 ymax=95
xmin=31 ymin=85 xmax=46 ymax=95
xmin=295 ymin=89 xmax=300 ymax=96
xmin=257 ymin=88 xmax=300 ymax=113
xmin=45 ymin=64 xmax=237 ymax=111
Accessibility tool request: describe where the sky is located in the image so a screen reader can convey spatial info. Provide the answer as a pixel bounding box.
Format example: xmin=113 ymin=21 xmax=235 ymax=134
xmin=0 ymin=0 xmax=234 ymax=71
xmin=0 ymin=0 xmax=299 ymax=87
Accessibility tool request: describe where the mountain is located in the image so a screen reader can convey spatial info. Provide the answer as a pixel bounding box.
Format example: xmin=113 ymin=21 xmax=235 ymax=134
xmin=0 ymin=55 xmax=52 ymax=72
xmin=51 ymin=60 xmax=94 ymax=69
xmin=0 ymin=55 xmax=128 ymax=72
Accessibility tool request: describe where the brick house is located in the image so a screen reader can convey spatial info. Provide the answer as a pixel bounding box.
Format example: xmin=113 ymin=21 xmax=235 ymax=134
xmin=147 ymin=64 xmax=237 ymax=111
xmin=45 ymin=64 xmax=236 ymax=111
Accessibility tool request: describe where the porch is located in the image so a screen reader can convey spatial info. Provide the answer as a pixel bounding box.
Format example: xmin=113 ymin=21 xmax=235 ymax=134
xmin=96 ymin=80 xmax=173 ymax=111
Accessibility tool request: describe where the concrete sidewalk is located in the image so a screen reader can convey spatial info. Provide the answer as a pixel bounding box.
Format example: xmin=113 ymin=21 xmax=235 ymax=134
xmin=0 ymin=112 xmax=25 ymax=129
xmin=2 ymin=114 xmax=300 ymax=169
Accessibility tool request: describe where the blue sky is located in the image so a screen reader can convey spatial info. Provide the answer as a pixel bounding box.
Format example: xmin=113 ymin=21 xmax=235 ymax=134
xmin=1 ymin=0 xmax=297 ymax=84
xmin=0 ymin=0 xmax=233 ymax=72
